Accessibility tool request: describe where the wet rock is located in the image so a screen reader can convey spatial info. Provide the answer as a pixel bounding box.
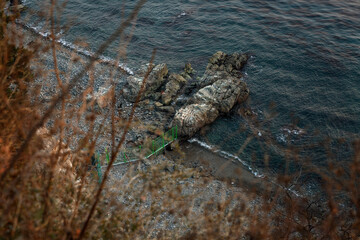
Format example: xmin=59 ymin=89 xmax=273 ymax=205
xmin=181 ymin=73 xmax=192 ymax=81
xmin=237 ymin=87 xmax=250 ymax=104
xmin=162 ymin=74 xmax=187 ymax=105
xmin=207 ymin=51 xmax=248 ymax=73
xmin=209 ymin=51 xmax=226 ymax=65
xmin=123 ymin=63 xmax=168 ymax=102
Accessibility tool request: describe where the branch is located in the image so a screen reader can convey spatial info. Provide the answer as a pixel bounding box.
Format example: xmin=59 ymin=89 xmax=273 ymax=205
xmin=0 ymin=0 xmax=147 ymax=183
xmin=77 ymin=49 xmax=156 ymax=240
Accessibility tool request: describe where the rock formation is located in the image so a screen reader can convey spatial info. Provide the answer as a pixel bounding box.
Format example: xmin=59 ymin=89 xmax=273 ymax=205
xmin=172 ymin=51 xmax=250 ymax=138
xmin=172 ymin=103 xmax=219 ymax=137
xmin=162 ymin=73 xmax=187 ymax=105
xmin=123 ymin=63 xmax=168 ymax=102
xmin=121 ymin=51 xmax=250 ymax=140
xmin=198 ymin=51 xmax=248 ymax=88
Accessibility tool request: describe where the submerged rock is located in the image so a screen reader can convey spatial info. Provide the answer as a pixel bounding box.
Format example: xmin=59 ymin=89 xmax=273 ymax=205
xmin=123 ymin=63 xmax=168 ymax=102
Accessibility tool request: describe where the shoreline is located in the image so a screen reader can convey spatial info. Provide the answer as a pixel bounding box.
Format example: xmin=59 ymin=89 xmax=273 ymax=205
xmin=167 ymin=140 xmax=273 ymax=193
xmin=17 ymin=20 xmax=281 ymax=196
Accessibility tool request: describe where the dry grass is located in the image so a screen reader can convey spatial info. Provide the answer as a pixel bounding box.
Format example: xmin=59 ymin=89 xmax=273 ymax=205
xmin=0 ymin=0 xmax=359 ymax=239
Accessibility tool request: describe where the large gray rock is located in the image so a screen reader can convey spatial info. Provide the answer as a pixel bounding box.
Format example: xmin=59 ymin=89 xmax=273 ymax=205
xmin=172 ymin=104 xmax=219 ymax=137
xmin=162 ymin=73 xmax=187 ymax=105
xmin=172 ymin=52 xmax=250 ymax=138
xmin=123 ymin=63 xmax=168 ymax=102
xmin=193 ymin=77 xmax=248 ymax=113
xmin=198 ymin=51 xmax=249 ymax=88
xmin=207 ymin=51 xmax=248 ymax=73
xmin=197 ymin=71 xmax=229 ymax=89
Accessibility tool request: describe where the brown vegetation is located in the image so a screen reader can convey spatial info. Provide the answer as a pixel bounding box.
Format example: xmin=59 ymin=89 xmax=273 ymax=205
xmin=0 ymin=0 xmax=359 ymax=239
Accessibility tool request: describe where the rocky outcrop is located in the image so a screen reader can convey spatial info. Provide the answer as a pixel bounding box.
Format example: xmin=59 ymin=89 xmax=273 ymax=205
xmin=198 ymin=51 xmax=248 ymax=88
xmin=162 ymin=74 xmax=187 ymax=105
xmin=181 ymin=63 xmax=195 ymax=81
xmin=172 ymin=51 xmax=249 ymax=138
xmin=172 ymin=104 xmax=219 ymax=137
xmin=123 ymin=63 xmax=168 ymax=102
xmin=193 ymin=79 xmax=249 ymax=113
xmin=122 ymin=51 xmax=249 ymax=140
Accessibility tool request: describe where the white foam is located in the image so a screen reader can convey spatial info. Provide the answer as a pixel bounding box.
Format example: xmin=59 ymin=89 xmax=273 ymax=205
xmin=276 ymin=133 xmax=287 ymax=143
xmin=177 ymin=11 xmax=187 ymax=18
xmin=188 ymin=137 xmax=214 ymax=150
xmin=188 ymin=138 xmax=264 ymax=178
xmin=188 ymin=137 xmax=303 ymax=197
xmin=22 ymin=22 xmax=134 ymax=75
xmin=281 ymin=127 xmax=304 ymax=135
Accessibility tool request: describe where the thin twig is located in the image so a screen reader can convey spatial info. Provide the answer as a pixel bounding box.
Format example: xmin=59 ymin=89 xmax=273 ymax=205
xmin=0 ymin=0 xmax=147 ymax=183
xmin=77 ymin=49 xmax=156 ymax=240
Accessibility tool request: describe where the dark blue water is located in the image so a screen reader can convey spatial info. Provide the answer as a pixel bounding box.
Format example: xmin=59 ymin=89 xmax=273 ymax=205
xmin=24 ymin=0 xmax=360 ymax=188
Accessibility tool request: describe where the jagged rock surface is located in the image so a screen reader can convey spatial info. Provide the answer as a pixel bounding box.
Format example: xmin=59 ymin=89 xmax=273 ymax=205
xmin=193 ymin=79 xmax=249 ymax=113
xmin=172 ymin=104 xmax=219 ymax=137
xmin=122 ymin=51 xmax=249 ymax=140
xmin=172 ymin=51 xmax=249 ymax=138
xmin=123 ymin=63 xmax=168 ymax=102
xmin=198 ymin=51 xmax=249 ymax=88
xmin=162 ymin=74 xmax=187 ymax=105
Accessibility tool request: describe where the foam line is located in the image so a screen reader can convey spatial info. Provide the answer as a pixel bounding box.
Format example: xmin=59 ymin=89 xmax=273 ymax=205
xmin=188 ymin=137 xmax=302 ymax=197
xmin=20 ymin=21 xmax=134 ymax=75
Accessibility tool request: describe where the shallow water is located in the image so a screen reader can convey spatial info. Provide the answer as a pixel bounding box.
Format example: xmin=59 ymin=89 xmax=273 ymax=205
xmin=22 ymin=0 xmax=360 ymax=190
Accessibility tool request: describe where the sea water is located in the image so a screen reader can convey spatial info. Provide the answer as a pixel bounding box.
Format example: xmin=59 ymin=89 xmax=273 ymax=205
xmin=21 ymin=0 xmax=360 ymax=193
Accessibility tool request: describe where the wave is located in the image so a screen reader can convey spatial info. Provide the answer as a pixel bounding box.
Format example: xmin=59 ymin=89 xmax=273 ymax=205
xmin=188 ymin=138 xmax=264 ymax=178
xmin=188 ymin=137 xmax=302 ymax=197
xmin=19 ymin=21 xmax=134 ymax=75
